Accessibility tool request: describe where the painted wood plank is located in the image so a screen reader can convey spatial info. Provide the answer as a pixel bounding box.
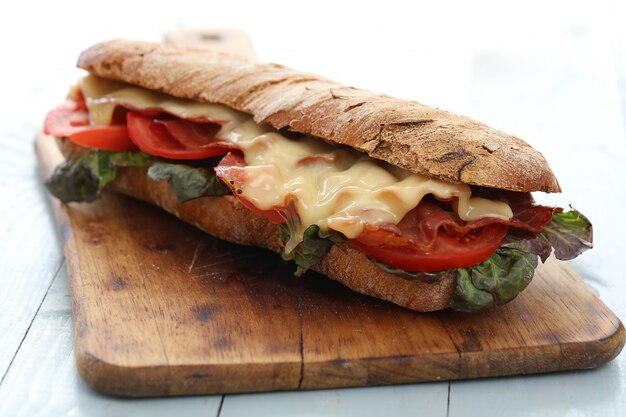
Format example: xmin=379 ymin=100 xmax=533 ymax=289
xmin=0 ymin=266 xmax=224 ymax=417
xmin=0 ymin=129 xmax=64 ymax=381
xmin=220 ymin=383 xmax=449 ymax=417
xmin=612 ymin=0 xmax=626 ymax=137
xmin=448 ymin=365 xmax=626 ymax=417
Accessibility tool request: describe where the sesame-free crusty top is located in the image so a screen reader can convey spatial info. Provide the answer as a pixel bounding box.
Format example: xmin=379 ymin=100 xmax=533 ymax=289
xmin=78 ymin=39 xmax=561 ymax=193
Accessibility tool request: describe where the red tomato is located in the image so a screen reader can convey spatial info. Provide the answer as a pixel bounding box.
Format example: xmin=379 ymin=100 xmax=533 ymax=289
xmin=126 ymin=112 xmax=235 ymax=160
xmin=68 ymin=126 xmax=138 ymax=152
xmin=44 ymin=101 xmax=137 ymax=152
xmin=353 ymin=222 xmax=508 ymax=272
xmin=215 ymin=153 xmax=287 ymax=224
xmin=44 ymin=101 xmax=89 ymax=137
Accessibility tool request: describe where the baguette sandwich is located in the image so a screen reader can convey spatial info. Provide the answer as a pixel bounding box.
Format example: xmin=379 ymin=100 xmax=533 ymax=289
xmin=42 ymin=40 xmax=593 ymax=312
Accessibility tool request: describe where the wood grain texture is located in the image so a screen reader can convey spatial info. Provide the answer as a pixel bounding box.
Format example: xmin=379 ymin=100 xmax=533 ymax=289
xmin=35 ymin=133 xmax=624 ymax=397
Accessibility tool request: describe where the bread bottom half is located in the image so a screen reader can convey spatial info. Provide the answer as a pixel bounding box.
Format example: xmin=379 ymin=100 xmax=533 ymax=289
xmin=104 ymin=165 xmax=455 ymax=312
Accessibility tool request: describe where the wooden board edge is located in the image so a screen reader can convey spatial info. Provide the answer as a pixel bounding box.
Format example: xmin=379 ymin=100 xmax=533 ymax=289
xmin=75 ymin=348 xmax=303 ymax=397
xmin=454 ymin=324 xmax=625 ymax=381
xmin=558 ymin=320 xmax=626 ymax=369
xmin=299 ymin=353 xmax=461 ymax=390
xmin=78 ymin=327 xmax=623 ymax=397
xmin=298 ymin=320 xmax=625 ymax=390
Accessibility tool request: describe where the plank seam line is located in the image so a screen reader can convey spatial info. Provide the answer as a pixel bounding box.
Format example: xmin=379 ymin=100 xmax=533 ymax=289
xmin=0 ymin=259 xmax=64 ymax=387
xmin=446 ymin=382 xmax=451 ymax=417
xmin=438 ymin=316 xmax=463 ymax=364
xmin=216 ymin=395 xmax=225 ymax=417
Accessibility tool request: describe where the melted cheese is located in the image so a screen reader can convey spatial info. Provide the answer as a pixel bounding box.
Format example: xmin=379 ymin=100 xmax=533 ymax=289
xmin=80 ymin=74 xmax=248 ymax=126
xmin=79 ymin=75 xmax=513 ymax=250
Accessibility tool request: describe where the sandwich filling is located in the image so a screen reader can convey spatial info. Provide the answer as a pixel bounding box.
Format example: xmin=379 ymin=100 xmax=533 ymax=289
xmin=76 ymin=75 xmax=513 ymax=248
xmin=43 ymin=75 xmax=593 ymax=311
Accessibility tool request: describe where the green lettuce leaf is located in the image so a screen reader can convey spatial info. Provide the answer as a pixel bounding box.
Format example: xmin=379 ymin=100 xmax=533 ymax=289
xmin=89 ymin=151 xmax=118 ymax=190
xmin=45 ymin=156 xmax=103 ymax=203
xmin=501 ymin=208 xmax=593 ymax=263
xmin=538 ymin=208 xmax=593 ymax=260
xmin=47 ymin=150 xmax=231 ymax=204
xmin=501 ymin=234 xmax=553 ymax=262
xmin=46 ymin=152 xmax=112 ymax=202
xmin=45 ymin=150 xmax=152 ymax=203
xmin=449 ymin=248 xmax=538 ymax=312
xmin=147 ymin=162 xmax=231 ymax=202
xmin=109 ymin=151 xmax=152 ymax=167
xmin=279 ymin=224 xmax=336 ymax=277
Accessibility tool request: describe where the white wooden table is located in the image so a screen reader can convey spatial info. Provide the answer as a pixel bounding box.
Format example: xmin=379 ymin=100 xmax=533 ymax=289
xmin=1 ymin=0 xmax=624 ymax=415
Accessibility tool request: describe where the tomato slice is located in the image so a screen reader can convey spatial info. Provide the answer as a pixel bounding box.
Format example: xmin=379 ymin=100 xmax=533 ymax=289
xmin=68 ymin=126 xmax=138 ymax=152
xmin=352 ymin=201 xmax=510 ymax=272
xmin=215 ymin=153 xmax=287 ymax=224
xmin=126 ymin=112 xmax=235 ymax=160
xmin=44 ymin=100 xmax=137 ymax=152
xmin=44 ymin=101 xmax=90 ymax=137
xmin=354 ymin=222 xmax=508 ymax=273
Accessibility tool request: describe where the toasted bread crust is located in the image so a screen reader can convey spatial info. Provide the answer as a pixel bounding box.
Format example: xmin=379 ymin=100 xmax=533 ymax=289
xmin=102 ymin=165 xmax=454 ymax=312
xmin=77 ymin=39 xmax=561 ymax=193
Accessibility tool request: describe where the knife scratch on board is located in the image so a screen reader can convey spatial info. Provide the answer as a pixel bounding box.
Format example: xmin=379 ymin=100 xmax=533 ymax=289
xmin=192 ymin=254 xmax=260 ymax=272
xmin=188 ymin=243 xmax=203 ymax=273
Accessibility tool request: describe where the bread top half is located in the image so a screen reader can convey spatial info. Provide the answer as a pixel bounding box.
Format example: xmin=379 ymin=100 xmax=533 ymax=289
xmin=77 ymin=39 xmax=561 ymax=193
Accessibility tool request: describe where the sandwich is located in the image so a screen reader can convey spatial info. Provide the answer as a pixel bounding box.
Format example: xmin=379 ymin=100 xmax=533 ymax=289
xmin=41 ymin=40 xmax=593 ymax=312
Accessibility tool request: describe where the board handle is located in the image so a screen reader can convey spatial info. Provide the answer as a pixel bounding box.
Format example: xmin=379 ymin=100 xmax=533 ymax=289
xmin=164 ymin=28 xmax=256 ymax=61
xmin=35 ymin=134 xmax=65 ymax=180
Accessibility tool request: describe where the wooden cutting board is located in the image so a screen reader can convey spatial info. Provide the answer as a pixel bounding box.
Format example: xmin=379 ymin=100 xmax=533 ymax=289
xmin=35 ymin=133 xmax=624 ymax=397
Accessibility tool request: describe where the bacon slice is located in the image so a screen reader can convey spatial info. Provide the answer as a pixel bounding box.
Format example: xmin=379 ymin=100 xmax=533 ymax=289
xmin=356 ymin=201 xmax=554 ymax=252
